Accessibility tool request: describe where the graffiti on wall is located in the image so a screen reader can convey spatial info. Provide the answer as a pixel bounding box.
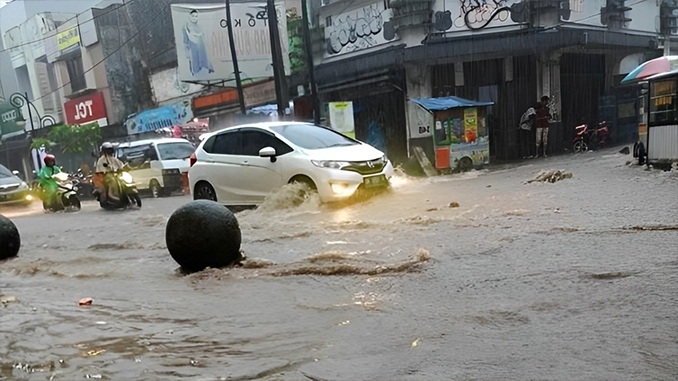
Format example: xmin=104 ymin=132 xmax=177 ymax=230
xmin=432 ymin=0 xmax=578 ymax=32
xmin=325 ymin=2 xmax=396 ymax=57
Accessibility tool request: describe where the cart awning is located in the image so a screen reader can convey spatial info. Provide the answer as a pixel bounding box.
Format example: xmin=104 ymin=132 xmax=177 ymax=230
xmin=410 ymin=96 xmax=494 ymax=112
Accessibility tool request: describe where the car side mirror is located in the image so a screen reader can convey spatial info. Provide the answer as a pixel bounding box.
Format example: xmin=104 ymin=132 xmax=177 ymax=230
xmin=259 ymin=146 xmax=277 ymax=163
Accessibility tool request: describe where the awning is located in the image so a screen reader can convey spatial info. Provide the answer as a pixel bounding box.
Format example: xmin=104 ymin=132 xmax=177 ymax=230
xmin=410 ymin=96 xmax=494 ymax=112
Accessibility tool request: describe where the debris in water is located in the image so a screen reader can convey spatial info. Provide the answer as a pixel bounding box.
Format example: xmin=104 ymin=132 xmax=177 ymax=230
xmin=78 ymin=297 xmax=93 ymax=306
xmin=449 ymin=202 xmax=460 ymax=208
xmin=411 ymin=338 xmax=420 ymax=347
xmin=0 ymin=294 xmax=17 ymax=306
xmin=526 ymin=169 xmax=573 ymax=184
xmin=85 ymin=374 xmax=102 ymax=379
xmin=619 ymin=146 xmax=630 ymax=155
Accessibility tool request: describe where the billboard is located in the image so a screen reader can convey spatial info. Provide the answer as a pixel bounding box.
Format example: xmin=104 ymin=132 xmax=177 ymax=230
xmin=170 ymin=2 xmax=290 ymax=83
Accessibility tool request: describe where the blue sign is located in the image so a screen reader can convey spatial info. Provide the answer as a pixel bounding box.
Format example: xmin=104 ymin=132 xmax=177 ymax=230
xmin=125 ymin=101 xmax=193 ymax=135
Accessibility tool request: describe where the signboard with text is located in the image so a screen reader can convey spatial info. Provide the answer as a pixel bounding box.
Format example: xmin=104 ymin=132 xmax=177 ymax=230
xmin=125 ymin=101 xmax=193 ymax=135
xmin=64 ymin=92 xmax=107 ymax=126
xmin=170 ymin=2 xmax=290 ymax=83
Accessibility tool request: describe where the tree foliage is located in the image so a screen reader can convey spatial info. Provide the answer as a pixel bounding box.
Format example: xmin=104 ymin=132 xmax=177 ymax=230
xmin=31 ymin=123 xmax=101 ymax=153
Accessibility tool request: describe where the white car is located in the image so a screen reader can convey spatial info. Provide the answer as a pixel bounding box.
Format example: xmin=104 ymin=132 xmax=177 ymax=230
xmin=188 ymin=122 xmax=394 ymax=205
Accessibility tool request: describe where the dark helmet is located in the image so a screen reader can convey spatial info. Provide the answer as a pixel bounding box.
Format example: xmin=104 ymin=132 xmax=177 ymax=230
xmin=43 ymin=154 xmax=56 ymax=166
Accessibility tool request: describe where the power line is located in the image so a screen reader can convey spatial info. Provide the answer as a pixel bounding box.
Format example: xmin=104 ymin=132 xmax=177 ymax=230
xmin=0 ymin=0 xmax=134 ymax=54
xmin=32 ymin=2 xmax=165 ymax=104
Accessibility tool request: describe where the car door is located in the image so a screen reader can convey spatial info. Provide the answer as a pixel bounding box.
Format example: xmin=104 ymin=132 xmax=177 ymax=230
xmin=201 ymin=130 xmax=246 ymax=203
xmin=236 ymin=128 xmax=286 ymax=202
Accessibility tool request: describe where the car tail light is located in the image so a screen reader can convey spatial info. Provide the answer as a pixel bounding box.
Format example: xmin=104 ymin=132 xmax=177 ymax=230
xmin=189 ymin=152 xmax=197 ymax=167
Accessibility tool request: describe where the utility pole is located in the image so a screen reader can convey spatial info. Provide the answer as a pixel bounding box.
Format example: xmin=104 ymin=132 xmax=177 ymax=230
xmin=301 ymin=0 xmax=319 ymax=124
xmin=225 ymin=0 xmax=246 ymax=114
xmin=267 ymin=0 xmax=287 ymax=118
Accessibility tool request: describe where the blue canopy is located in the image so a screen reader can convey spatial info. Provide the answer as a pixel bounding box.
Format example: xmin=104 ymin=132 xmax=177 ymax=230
xmin=410 ymin=96 xmax=494 ymax=112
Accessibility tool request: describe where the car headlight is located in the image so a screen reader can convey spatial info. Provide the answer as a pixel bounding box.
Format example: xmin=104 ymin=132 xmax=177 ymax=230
xmin=311 ymin=160 xmax=351 ymax=169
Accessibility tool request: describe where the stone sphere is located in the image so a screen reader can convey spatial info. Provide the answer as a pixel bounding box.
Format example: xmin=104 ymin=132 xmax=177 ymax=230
xmin=166 ymin=200 xmax=242 ymax=272
xmin=0 ymin=214 xmax=20 ymax=260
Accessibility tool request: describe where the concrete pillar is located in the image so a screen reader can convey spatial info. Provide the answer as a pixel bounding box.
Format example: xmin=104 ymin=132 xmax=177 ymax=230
xmin=404 ymin=63 xmax=433 ymax=156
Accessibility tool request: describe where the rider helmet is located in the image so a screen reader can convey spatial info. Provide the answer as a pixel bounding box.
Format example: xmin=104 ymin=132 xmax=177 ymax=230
xmin=43 ymin=154 xmax=56 ymax=166
xmin=100 ymin=142 xmax=114 ymax=156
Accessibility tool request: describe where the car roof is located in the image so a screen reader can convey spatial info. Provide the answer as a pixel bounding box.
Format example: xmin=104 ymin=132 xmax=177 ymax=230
xmin=210 ymin=121 xmax=316 ymax=135
xmin=116 ymin=138 xmax=192 ymax=148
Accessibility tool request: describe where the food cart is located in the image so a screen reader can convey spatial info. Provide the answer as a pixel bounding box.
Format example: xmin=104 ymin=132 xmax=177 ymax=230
xmin=636 ymin=70 xmax=678 ymax=166
xmin=410 ymin=96 xmax=494 ymax=172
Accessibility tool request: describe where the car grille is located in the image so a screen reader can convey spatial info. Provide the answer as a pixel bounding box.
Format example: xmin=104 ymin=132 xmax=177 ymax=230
xmin=342 ymin=158 xmax=386 ymax=175
xmin=0 ymin=184 xmax=20 ymax=193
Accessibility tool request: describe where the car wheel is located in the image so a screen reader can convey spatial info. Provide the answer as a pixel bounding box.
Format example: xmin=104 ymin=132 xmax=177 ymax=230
xmin=458 ymin=157 xmax=473 ymax=172
xmin=289 ymin=176 xmax=317 ymax=203
xmin=194 ymin=182 xmax=217 ymax=202
xmin=149 ymin=180 xmax=161 ymax=198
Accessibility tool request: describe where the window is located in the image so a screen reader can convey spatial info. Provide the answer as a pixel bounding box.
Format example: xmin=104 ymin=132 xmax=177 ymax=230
xmin=66 ymin=55 xmax=86 ymax=92
xmin=157 ymin=142 xmax=195 ymax=160
xmin=210 ymin=131 xmax=242 ymax=155
xmin=649 ymin=79 xmax=677 ymax=125
xmin=270 ymin=124 xmax=358 ymax=150
xmin=241 ymin=129 xmax=292 ymax=156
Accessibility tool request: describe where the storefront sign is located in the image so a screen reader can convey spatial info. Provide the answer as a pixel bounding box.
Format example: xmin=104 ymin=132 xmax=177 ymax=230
xmin=57 ymin=26 xmax=80 ymax=51
xmin=0 ymin=102 xmax=25 ymax=140
xmin=243 ymin=80 xmax=276 ymax=108
xmin=125 ymin=101 xmax=194 ymax=135
xmin=64 ymin=92 xmax=107 ymax=126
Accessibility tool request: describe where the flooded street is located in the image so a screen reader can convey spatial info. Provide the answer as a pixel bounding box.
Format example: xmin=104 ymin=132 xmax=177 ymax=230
xmin=1 ymin=148 xmax=677 ymax=380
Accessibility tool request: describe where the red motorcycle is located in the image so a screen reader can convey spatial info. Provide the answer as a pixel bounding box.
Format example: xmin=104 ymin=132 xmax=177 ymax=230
xmin=573 ymin=120 xmax=611 ymax=153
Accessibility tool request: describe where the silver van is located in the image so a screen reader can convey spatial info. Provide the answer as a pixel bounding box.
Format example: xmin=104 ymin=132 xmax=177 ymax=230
xmin=115 ymin=138 xmax=195 ymax=197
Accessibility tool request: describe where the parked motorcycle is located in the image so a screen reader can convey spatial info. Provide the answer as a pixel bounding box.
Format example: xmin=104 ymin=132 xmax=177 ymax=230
xmin=73 ymin=169 xmax=96 ymax=200
xmin=98 ymin=170 xmax=142 ymax=210
xmin=573 ymin=120 xmax=611 ymax=153
xmin=40 ymin=172 xmax=81 ymax=212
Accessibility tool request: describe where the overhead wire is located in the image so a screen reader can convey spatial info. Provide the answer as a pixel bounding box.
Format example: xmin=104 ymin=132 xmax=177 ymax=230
xmin=31 ymin=2 xmax=166 ymax=103
xmin=0 ymin=0 xmax=135 ymax=54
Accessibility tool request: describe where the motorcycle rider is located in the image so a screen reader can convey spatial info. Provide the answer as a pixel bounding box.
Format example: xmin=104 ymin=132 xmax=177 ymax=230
xmin=37 ymin=154 xmax=62 ymax=209
xmin=94 ymin=142 xmax=125 ymax=203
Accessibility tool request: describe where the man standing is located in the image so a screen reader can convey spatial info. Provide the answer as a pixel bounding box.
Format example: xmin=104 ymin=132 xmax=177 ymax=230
xmin=535 ymin=96 xmax=551 ymax=157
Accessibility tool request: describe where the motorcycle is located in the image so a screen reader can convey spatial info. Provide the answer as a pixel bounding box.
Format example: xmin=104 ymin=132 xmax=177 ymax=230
xmin=98 ymin=170 xmax=142 ymax=210
xmin=40 ymin=172 xmax=81 ymax=212
xmin=73 ymin=169 xmax=96 ymax=200
xmin=573 ymin=120 xmax=611 ymax=153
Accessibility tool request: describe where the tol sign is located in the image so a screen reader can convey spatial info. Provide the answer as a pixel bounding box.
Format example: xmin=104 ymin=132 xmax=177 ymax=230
xmin=64 ymin=92 xmax=107 ymax=125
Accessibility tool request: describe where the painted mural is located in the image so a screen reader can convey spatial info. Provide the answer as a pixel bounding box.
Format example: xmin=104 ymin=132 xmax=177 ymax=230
xmin=431 ymin=0 xmax=602 ymax=33
xmin=324 ymin=1 xmax=397 ymax=57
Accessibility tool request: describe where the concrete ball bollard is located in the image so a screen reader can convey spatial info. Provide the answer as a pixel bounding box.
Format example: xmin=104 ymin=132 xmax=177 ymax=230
xmin=0 ymin=214 xmax=20 ymax=260
xmin=166 ymin=200 xmax=242 ymax=272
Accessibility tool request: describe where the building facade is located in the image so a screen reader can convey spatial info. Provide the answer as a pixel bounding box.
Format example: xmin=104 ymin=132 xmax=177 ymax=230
xmin=312 ymin=0 xmax=677 ymax=165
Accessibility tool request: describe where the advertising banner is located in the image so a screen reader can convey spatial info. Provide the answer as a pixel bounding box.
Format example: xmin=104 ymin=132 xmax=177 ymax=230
xmin=170 ymin=2 xmax=290 ymax=83
xmin=0 ymin=102 xmax=25 ymax=140
xmin=328 ymin=102 xmax=355 ymax=138
xmin=125 ymin=101 xmax=194 ymax=135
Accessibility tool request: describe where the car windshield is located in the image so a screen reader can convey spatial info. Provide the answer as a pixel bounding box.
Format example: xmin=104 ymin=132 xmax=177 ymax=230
xmin=270 ymin=124 xmax=359 ymax=150
xmin=157 ymin=142 xmax=195 ymax=160
xmin=0 ymin=165 xmax=14 ymax=178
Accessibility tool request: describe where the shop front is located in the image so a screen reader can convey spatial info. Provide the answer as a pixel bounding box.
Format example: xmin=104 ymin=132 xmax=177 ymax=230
xmin=410 ymin=96 xmax=493 ymax=172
